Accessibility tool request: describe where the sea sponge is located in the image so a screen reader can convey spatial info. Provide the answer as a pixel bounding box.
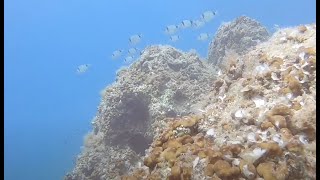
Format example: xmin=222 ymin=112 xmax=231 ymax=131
xmin=258 ymin=142 xmax=282 ymax=157
xmin=213 ymin=160 xmax=240 ymax=179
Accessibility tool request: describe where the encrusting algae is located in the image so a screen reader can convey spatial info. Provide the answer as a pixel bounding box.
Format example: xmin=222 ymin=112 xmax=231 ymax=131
xmin=65 ymin=15 xmax=316 ymax=180
xmin=120 ymin=23 xmax=316 ymax=180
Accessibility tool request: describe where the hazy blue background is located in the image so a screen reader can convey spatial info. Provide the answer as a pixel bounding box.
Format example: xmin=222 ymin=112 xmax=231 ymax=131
xmin=4 ymin=0 xmax=315 ymax=179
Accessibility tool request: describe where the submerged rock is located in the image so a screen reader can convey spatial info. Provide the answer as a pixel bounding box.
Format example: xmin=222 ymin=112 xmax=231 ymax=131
xmin=208 ymin=15 xmax=270 ymax=66
xmin=65 ymin=45 xmax=216 ymax=179
xmin=65 ymin=16 xmax=316 ymax=180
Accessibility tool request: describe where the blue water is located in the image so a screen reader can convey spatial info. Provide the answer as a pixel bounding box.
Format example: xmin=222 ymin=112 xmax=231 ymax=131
xmin=4 ymin=0 xmax=315 ymax=179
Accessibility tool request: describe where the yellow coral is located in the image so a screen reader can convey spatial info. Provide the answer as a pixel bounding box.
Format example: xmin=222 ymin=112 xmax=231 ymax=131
xmin=172 ymin=115 xmax=201 ymax=129
xmin=221 ymin=144 xmax=243 ymax=156
xmin=268 ymin=104 xmax=293 ymax=117
xmin=213 ymin=160 xmax=240 ymax=178
xmin=260 ymin=121 xmax=274 ymax=130
xmin=258 ymin=142 xmax=282 ymax=157
xmin=161 ymin=147 xmax=177 ymax=166
xmin=268 ymin=115 xmax=287 ymax=129
xmin=286 ymin=141 xmax=304 ymax=154
xmin=177 ymin=135 xmax=194 ymax=145
xmin=175 ymin=145 xmax=188 ymax=157
xmin=170 ymin=164 xmax=181 ymax=180
xmin=205 ymin=164 xmax=215 ymax=177
xmin=257 ymin=162 xmax=277 ymax=180
xmin=163 ymin=139 xmax=183 ymax=149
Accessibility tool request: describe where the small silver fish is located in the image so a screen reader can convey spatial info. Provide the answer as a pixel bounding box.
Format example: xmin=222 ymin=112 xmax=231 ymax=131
xmin=128 ymin=48 xmax=138 ymax=55
xmin=201 ymin=10 xmax=216 ymax=22
xmin=191 ymin=19 xmax=205 ymax=29
xmin=124 ymin=56 xmax=134 ymax=64
xmin=165 ymin=25 xmax=179 ymax=34
xmin=76 ymin=64 xmax=90 ymax=74
xmin=112 ymin=49 xmax=123 ymax=59
xmin=197 ymin=33 xmax=211 ymax=41
xmin=170 ymin=35 xmax=180 ymax=42
xmin=180 ymin=20 xmax=192 ymax=29
xmin=129 ymin=34 xmax=142 ymax=45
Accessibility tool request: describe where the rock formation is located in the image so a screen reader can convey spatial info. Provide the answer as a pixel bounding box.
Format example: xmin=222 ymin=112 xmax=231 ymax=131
xmin=65 ymin=16 xmax=316 ymax=179
xmin=208 ymin=16 xmax=270 ymax=66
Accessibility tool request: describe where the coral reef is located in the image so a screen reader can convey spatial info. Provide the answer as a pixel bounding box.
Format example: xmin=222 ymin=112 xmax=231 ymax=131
xmin=65 ymin=17 xmax=316 ymax=180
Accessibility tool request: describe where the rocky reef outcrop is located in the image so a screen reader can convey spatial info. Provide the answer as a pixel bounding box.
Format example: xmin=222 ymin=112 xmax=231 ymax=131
xmin=65 ymin=46 xmax=217 ymax=180
xmin=65 ymin=16 xmax=316 ymax=180
xmin=208 ymin=16 xmax=270 ymax=66
xmin=120 ymin=23 xmax=316 ymax=180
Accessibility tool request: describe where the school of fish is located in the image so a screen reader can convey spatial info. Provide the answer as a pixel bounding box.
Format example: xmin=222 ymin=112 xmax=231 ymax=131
xmin=76 ymin=10 xmax=218 ymax=74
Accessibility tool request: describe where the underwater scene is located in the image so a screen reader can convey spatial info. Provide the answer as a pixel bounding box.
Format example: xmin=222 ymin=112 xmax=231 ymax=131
xmin=4 ymin=0 xmax=316 ymax=180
